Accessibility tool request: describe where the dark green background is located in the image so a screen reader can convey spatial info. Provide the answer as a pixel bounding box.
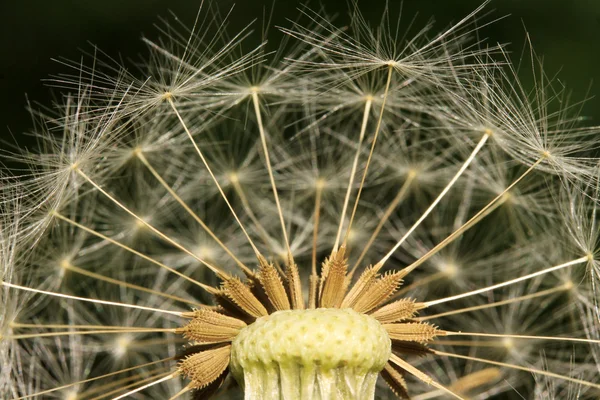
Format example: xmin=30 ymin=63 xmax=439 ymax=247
xmin=1 ymin=0 xmax=600 ymax=148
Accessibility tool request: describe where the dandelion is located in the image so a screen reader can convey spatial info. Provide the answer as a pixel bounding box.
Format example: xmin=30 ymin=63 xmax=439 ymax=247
xmin=2 ymin=1 xmax=600 ymax=399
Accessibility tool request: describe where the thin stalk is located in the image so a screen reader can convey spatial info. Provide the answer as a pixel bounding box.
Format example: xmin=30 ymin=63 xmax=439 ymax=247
xmin=433 ymin=350 xmax=600 ymax=390
xmin=108 ymin=372 xmax=177 ymax=400
xmin=312 ymin=180 xmax=325 ymax=277
xmin=309 ymin=180 xmax=324 ymax=309
xmin=413 ymin=391 xmax=446 ymax=400
xmin=136 ymin=151 xmax=252 ymax=276
xmin=123 ymin=338 xmax=188 ymax=347
xmin=343 ymin=65 xmax=394 ymax=249
xmin=431 ymin=340 xmax=506 ymax=348
xmin=169 ymin=386 xmax=191 ymax=400
xmin=0 ymin=282 xmax=183 ymax=317
xmin=63 ymin=262 xmax=204 ymax=307
xmin=333 ymin=97 xmax=372 ymax=251
xmin=168 ymin=97 xmax=261 ymax=257
xmin=6 ymin=328 xmax=176 ymax=340
xmin=351 ymin=172 xmax=414 ymax=274
xmin=379 ymin=132 xmax=491 ymax=268
xmin=78 ymin=367 xmax=172 ymax=399
xmin=15 ymin=357 xmax=174 ymax=399
xmin=443 ymin=331 xmax=600 ymax=345
xmin=53 ymin=212 xmax=216 ymax=294
xmin=424 ymin=257 xmax=588 ymax=307
xmin=401 ymin=157 xmax=543 ymax=277
xmin=11 ymin=323 xmax=155 ymax=330
xmin=251 ymin=90 xmax=292 ymax=258
xmin=418 ymin=284 xmax=569 ymax=321
xmin=389 ymin=354 xmax=464 ymax=400
xmin=75 ymin=169 xmax=227 ymax=279
xmin=230 ymin=176 xmax=275 ymax=250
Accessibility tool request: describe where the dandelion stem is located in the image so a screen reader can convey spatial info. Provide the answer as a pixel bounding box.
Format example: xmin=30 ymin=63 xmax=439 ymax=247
xmin=389 ymin=354 xmax=465 ymax=400
xmin=6 ymin=328 xmax=176 ymax=340
xmin=430 ymin=340 xmax=506 ymax=348
xmin=168 ymin=97 xmax=262 ymax=257
xmin=312 ymin=180 xmax=325 ymax=277
xmin=110 ymin=372 xmax=177 ymax=400
xmin=442 ymin=331 xmax=600 ymax=345
xmin=62 ymin=261 xmax=205 ymax=307
xmin=122 ymin=338 xmax=188 ymax=347
xmin=11 ymin=322 xmax=163 ymax=330
xmin=0 ymin=281 xmax=184 ymax=316
xmin=169 ymin=386 xmax=192 ymax=400
xmin=343 ymin=65 xmax=394 ymax=251
xmin=418 ymin=284 xmax=569 ymax=321
xmin=412 ymin=391 xmax=446 ymax=400
xmin=79 ymin=367 xmax=172 ymax=399
xmin=309 ymin=180 xmax=324 ymax=309
xmin=75 ymin=168 xmax=227 ymax=279
xmin=379 ymin=132 xmax=490 ymax=267
xmin=15 ymin=357 xmax=174 ymax=399
xmin=413 ymin=391 xmax=446 ymax=400
xmin=53 ymin=212 xmax=217 ymax=294
xmin=251 ymin=90 xmax=293 ymax=259
xmin=424 ymin=257 xmax=588 ymax=307
xmin=136 ymin=151 xmax=253 ymax=276
xmin=333 ymin=97 xmax=372 ymax=251
xmin=432 ymin=350 xmax=600 ymax=390
xmin=400 ymin=157 xmax=543 ymax=277
xmin=77 ymin=367 xmax=172 ymax=400
xmin=351 ymin=171 xmax=414 ymax=274
xmin=230 ymin=175 xmax=276 ymax=251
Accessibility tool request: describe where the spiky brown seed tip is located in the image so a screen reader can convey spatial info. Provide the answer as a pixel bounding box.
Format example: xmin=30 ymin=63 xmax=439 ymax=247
xmin=370 ymin=298 xmax=424 ymax=323
xmin=179 ymin=345 xmax=231 ymax=389
xmin=382 ymin=322 xmax=442 ymax=342
xmin=221 ymin=276 xmax=268 ymax=318
xmin=177 ymin=309 xmax=246 ymax=343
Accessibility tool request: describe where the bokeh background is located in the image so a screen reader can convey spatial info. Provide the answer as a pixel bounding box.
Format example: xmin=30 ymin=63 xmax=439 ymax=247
xmin=1 ymin=0 xmax=600 ymax=149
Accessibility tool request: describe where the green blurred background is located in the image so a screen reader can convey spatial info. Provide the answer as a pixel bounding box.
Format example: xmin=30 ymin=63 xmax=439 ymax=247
xmin=1 ymin=0 xmax=600 ymax=148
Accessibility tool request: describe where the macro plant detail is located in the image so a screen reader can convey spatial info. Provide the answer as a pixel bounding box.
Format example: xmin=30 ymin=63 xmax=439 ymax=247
xmin=1 ymin=1 xmax=600 ymax=399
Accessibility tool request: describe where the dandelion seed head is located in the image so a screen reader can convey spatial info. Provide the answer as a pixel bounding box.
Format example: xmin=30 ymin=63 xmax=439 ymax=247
xmin=3 ymin=1 xmax=600 ymax=399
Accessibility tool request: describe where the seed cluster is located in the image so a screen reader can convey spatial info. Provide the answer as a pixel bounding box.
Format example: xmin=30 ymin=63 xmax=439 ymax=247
xmin=171 ymin=246 xmax=445 ymax=399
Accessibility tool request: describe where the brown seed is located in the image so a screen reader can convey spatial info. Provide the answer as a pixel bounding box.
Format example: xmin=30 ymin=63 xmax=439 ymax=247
xmin=285 ymin=253 xmax=305 ymax=310
xmin=352 ymin=270 xmax=405 ymax=313
xmin=319 ymin=246 xmax=349 ymax=308
xmin=391 ymin=340 xmax=432 ymax=357
xmin=258 ymin=255 xmax=291 ymax=311
xmin=177 ymin=309 xmax=246 ymax=343
xmin=222 ymin=277 xmax=268 ymax=318
xmin=370 ymin=299 xmax=424 ymax=324
xmin=382 ymin=322 xmax=442 ymax=343
xmin=380 ymin=362 xmax=410 ymax=399
xmin=340 ymin=264 xmax=379 ymax=309
xmin=179 ymin=344 xmax=231 ymax=389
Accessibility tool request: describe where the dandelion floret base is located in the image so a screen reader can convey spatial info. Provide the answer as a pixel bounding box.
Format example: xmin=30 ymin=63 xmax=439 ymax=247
xmin=230 ymin=308 xmax=391 ymax=400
